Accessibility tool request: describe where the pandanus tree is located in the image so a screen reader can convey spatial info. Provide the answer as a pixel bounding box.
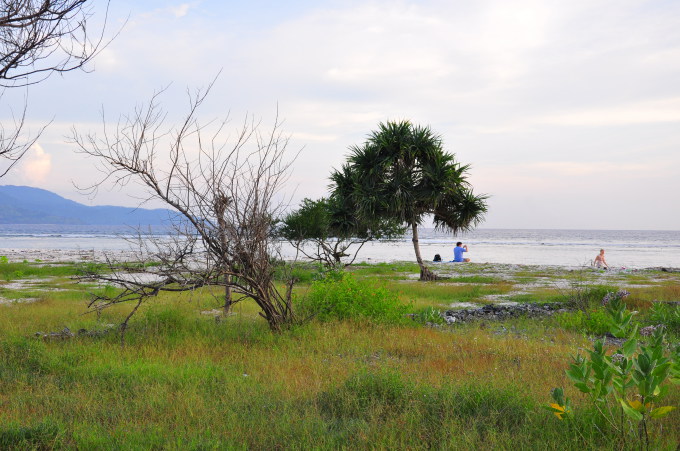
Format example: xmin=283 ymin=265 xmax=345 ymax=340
xmin=331 ymin=120 xmax=488 ymax=281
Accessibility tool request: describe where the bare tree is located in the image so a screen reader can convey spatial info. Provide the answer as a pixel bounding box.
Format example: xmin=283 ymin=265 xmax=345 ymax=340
xmin=0 ymin=95 xmax=48 ymax=176
xmin=70 ymin=81 xmax=299 ymax=343
xmin=1 ymin=0 xmax=114 ymax=175
xmin=1 ymin=0 xmax=112 ymax=86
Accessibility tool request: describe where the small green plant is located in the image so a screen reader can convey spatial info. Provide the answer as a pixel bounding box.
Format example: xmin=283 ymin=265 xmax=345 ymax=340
xmin=297 ymin=272 xmax=410 ymax=324
xmin=550 ymin=290 xmax=677 ymax=449
xmin=563 ymin=269 xmax=614 ymax=312
xmin=648 ymin=302 xmax=680 ymax=334
xmin=412 ymin=306 xmax=446 ymax=325
xmin=0 ymin=255 xmax=8 ymax=264
xmin=602 ymin=290 xmax=637 ymax=338
xmin=555 ymin=309 xmax=611 ymax=336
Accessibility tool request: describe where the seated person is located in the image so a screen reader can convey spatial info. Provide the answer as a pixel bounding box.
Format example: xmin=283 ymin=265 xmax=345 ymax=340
xmin=453 ymin=242 xmax=470 ymax=262
xmin=594 ymin=249 xmax=608 ymax=269
xmin=433 ymin=254 xmax=442 ymax=262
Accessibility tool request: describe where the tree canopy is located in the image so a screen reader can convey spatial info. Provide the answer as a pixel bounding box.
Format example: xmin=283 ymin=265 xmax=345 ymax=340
xmin=330 ymin=120 xmax=487 ymax=280
xmin=279 ymin=197 xmax=405 ymax=268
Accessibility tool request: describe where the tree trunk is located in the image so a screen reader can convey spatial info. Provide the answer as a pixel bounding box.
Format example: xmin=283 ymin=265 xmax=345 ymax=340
xmin=223 ymin=276 xmax=232 ymax=315
xmin=411 ymin=223 xmax=438 ymax=281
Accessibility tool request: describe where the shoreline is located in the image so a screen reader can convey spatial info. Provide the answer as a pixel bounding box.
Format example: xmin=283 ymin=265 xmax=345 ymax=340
xmin=1 ymin=247 xmax=677 ymax=274
xmin=0 ymin=248 xmax=138 ymax=264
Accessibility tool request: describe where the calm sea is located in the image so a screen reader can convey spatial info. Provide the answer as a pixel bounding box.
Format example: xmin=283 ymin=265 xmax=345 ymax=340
xmin=0 ymin=224 xmax=678 ymax=269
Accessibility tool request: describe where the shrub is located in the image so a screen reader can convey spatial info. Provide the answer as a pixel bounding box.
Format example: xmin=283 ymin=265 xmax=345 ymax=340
xmin=554 ymin=309 xmax=611 ymax=336
xmin=297 ymin=272 xmax=410 ymax=324
xmin=563 ymin=275 xmax=617 ymax=312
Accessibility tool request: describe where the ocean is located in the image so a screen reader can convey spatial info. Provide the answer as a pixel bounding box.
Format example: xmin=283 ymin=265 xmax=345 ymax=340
xmin=0 ymin=224 xmax=678 ymax=269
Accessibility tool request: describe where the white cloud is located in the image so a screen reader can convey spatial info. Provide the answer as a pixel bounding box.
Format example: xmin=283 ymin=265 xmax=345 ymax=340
xmin=170 ymin=3 xmax=193 ymax=18
xmin=21 ymin=143 xmax=52 ymax=183
xmin=534 ymin=97 xmax=680 ymax=127
xmin=11 ymin=0 xmax=680 ymax=229
xmin=290 ymin=132 xmax=338 ymax=142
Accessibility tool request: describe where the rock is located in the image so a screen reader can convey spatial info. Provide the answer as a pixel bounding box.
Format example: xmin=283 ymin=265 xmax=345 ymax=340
xmin=34 ymin=325 xmax=114 ymax=340
xmin=442 ymin=302 xmax=568 ymax=324
xmin=660 ymin=267 xmax=680 ymax=273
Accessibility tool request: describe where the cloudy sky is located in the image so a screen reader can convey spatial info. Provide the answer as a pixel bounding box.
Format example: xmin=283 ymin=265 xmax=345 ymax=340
xmin=2 ymin=0 xmax=679 ymax=230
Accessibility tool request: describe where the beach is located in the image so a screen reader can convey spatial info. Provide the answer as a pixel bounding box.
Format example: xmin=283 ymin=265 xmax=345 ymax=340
xmin=1 ymin=225 xmax=679 ymax=269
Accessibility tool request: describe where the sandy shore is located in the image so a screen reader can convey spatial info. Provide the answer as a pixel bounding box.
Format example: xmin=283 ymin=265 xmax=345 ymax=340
xmin=2 ymin=247 xmax=677 ymax=278
xmin=0 ymin=248 xmax=139 ymax=263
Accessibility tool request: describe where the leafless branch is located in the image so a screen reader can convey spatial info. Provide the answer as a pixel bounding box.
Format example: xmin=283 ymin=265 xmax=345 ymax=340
xmin=72 ymin=81 xmax=301 ymax=341
xmin=1 ymin=0 xmax=121 ymax=177
xmin=1 ymin=0 xmax=118 ymax=87
xmin=0 ymin=94 xmax=49 ymax=176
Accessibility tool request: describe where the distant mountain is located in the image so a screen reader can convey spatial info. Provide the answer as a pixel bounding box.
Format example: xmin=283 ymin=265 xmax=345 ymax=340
xmin=0 ymin=185 xmax=176 ymax=225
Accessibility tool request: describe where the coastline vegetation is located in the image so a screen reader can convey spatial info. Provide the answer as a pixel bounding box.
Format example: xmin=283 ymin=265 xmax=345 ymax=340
xmin=1 ymin=259 xmax=678 ymax=449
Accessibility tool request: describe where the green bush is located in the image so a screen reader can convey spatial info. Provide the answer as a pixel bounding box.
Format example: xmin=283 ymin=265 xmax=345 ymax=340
xmin=565 ymin=283 xmax=618 ymax=312
xmin=298 ymin=272 xmax=410 ymax=324
xmin=555 ymin=309 xmax=611 ymax=336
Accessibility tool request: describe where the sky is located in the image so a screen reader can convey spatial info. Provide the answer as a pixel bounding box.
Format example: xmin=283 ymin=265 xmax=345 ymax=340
xmin=1 ymin=0 xmax=679 ymax=230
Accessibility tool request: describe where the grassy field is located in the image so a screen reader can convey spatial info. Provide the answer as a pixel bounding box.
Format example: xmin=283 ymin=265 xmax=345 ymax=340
xmin=1 ymin=260 xmax=679 ymax=449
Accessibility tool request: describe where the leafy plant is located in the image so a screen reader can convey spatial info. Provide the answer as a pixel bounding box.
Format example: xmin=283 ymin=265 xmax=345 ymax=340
xmin=550 ymin=289 xmax=677 ymax=449
xmin=562 ymin=272 xmax=615 ymax=313
xmin=602 ymin=290 xmax=637 ymax=338
xmin=297 ymin=272 xmax=410 ymax=324
xmin=648 ymin=302 xmax=680 ymax=334
xmin=554 ymin=309 xmax=610 ymax=336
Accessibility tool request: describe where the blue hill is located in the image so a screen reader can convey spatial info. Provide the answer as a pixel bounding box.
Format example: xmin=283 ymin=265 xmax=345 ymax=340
xmin=0 ymin=185 xmax=176 ymax=225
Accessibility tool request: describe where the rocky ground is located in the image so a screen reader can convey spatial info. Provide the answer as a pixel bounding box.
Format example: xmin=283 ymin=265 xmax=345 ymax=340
xmin=442 ymin=302 xmax=569 ymax=324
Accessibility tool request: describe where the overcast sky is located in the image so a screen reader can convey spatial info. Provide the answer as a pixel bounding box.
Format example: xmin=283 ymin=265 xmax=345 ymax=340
xmin=2 ymin=0 xmax=679 ymax=230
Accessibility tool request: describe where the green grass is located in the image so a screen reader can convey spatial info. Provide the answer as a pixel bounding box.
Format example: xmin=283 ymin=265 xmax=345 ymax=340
xmin=0 ymin=262 xmax=678 ymax=449
xmin=350 ymin=261 xmax=420 ymax=276
xmin=0 ymin=261 xmax=92 ymax=281
xmin=449 ymin=275 xmax=500 ymax=284
xmin=388 ymin=280 xmax=514 ymax=309
xmin=507 ymin=292 xmax=564 ymax=304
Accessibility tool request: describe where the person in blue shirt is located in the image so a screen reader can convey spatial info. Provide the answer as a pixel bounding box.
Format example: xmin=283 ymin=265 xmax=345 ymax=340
xmin=453 ymin=242 xmax=470 ymax=262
